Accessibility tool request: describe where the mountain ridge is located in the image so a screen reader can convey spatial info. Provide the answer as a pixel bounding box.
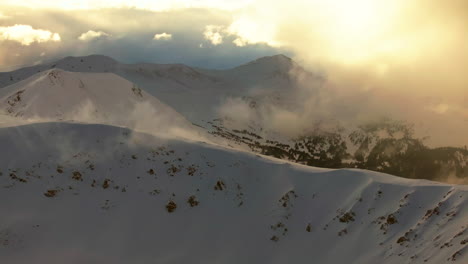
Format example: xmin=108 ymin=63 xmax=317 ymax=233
xmin=0 ymin=68 xmax=198 ymax=139
xmin=0 ymin=121 xmax=466 ymax=263
xmin=0 ymin=55 xmax=466 ymax=183
xmin=0 ymin=55 xmax=467 ymax=263
xmin=0 ymin=53 xmax=300 ymax=88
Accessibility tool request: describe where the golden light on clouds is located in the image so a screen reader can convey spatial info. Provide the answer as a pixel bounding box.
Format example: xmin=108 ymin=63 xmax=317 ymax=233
xmin=0 ymin=0 xmax=253 ymax=11
xmin=311 ymin=0 xmax=402 ymax=63
xmin=153 ymin=33 xmax=172 ymax=40
xmin=217 ymin=0 xmax=435 ymax=66
xmin=0 ymin=0 xmax=467 ymax=146
xmin=1 ymin=0 xmax=463 ymax=67
xmin=228 ymin=17 xmax=279 ymax=47
xmin=0 ymin=24 xmax=60 ymax=45
xmin=0 ymin=12 xmax=10 ymax=19
xmin=203 ymin=25 xmax=224 ymax=45
xmin=78 ymin=30 xmax=110 ymax=41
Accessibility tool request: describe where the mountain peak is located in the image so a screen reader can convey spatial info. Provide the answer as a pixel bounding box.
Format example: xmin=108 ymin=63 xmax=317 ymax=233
xmin=244 ymin=54 xmax=294 ymax=66
xmin=0 ymin=69 xmax=189 ymax=128
xmin=57 ymin=54 xmax=118 ymax=65
xmin=52 ymin=54 xmax=118 ymax=71
xmin=268 ymin=54 xmax=293 ymax=61
xmin=228 ymin=54 xmax=298 ymax=76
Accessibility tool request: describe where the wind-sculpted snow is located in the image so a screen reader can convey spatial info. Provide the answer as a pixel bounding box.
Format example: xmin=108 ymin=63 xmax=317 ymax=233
xmin=0 ymin=54 xmax=319 ymax=122
xmin=0 ymin=123 xmax=466 ymax=263
xmin=0 ymin=69 xmax=205 ymax=141
xmin=0 ymin=55 xmax=467 ymax=183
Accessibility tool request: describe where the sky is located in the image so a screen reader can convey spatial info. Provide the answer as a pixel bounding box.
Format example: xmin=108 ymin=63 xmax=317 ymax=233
xmin=0 ymin=1 xmax=288 ymax=71
xmin=0 ymin=0 xmax=467 ymax=146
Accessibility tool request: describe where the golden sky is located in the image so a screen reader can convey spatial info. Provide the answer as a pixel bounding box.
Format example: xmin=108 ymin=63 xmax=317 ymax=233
xmin=0 ymin=0 xmax=467 ymax=146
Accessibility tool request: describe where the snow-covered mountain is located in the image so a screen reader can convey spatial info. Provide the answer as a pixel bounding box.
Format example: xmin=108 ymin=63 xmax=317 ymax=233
xmin=0 ymin=55 xmax=467 ymax=263
xmin=1 ymin=55 xmax=467 ymax=183
xmin=0 ymin=69 xmax=199 ymax=139
xmin=0 ymin=54 xmax=321 ymax=122
xmin=0 ymin=122 xmax=466 ymax=264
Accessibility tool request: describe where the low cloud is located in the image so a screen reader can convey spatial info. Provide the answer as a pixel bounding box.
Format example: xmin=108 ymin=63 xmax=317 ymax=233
xmin=0 ymin=12 xmax=10 ymax=20
xmin=0 ymin=24 xmax=60 ymax=45
xmin=78 ymin=30 xmax=110 ymax=41
xmin=210 ymin=0 xmax=468 ymax=148
xmin=217 ymin=63 xmax=468 ymax=148
xmin=153 ymin=32 xmax=172 ymax=40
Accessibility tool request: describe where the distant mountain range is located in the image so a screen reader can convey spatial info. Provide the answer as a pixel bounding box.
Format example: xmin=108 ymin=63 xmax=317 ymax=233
xmin=0 ymin=55 xmax=467 ymax=263
xmin=1 ymin=54 xmax=466 ymax=183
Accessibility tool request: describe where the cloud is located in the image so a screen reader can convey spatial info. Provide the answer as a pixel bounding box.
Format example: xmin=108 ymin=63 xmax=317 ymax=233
xmin=202 ymin=21 xmax=278 ymax=47
xmin=0 ymin=0 xmax=252 ymax=11
xmin=78 ymin=30 xmax=110 ymax=41
xmin=0 ymin=2 xmax=465 ymax=150
xmin=208 ymin=0 xmax=468 ymax=147
xmin=153 ymin=32 xmax=172 ymax=40
xmin=0 ymin=8 xmax=284 ymax=72
xmin=0 ymin=12 xmax=10 ymax=19
xmin=228 ymin=17 xmax=279 ymax=47
xmin=203 ymin=25 xmax=224 ymax=45
xmin=6 ymin=2 xmax=465 ymax=148
xmin=0 ymin=24 xmax=60 ymax=45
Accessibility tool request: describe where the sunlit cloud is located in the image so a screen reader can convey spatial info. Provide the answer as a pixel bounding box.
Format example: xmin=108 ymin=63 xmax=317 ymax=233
xmin=1 ymin=0 xmax=253 ymax=11
xmin=228 ymin=17 xmax=279 ymax=47
xmin=153 ymin=32 xmax=172 ymax=40
xmin=0 ymin=12 xmax=10 ymax=19
xmin=0 ymin=24 xmax=61 ymax=45
xmin=78 ymin=30 xmax=110 ymax=41
xmin=0 ymin=8 xmax=283 ymax=72
xmin=0 ymin=1 xmax=467 ymax=147
xmin=202 ymin=21 xmax=278 ymax=47
xmin=203 ymin=25 xmax=224 ymax=45
xmin=430 ymin=104 xmax=450 ymax=114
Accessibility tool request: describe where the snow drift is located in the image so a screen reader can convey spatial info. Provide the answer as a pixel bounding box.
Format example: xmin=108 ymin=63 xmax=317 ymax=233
xmin=0 ymin=69 xmax=198 ymax=139
xmin=0 ymin=122 xmax=466 ymax=264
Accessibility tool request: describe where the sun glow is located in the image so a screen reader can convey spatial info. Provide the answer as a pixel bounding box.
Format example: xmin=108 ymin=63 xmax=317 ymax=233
xmin=313 ymin=0 xmax=403 ymax=63
xmin=0 ymin=0 xmax=252 ymax=11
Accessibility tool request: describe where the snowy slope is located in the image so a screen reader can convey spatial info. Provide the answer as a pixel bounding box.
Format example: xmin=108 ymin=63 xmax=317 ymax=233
xmin=0 ymin=122 xmax=467 ymax=264
xmin=0 ymin=54 xmax=321 ymax=122
xmin=1 ymin=55 xmax=467 ymax=182
xmin=0 ymin=69 xmax=200 ymax=138
xmin=0 ymin=55 xmax=119 ymax=88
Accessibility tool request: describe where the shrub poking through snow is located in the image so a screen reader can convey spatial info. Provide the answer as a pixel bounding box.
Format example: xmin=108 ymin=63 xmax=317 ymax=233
xmin=102 ymin=179 xmax=110 ymax=189
xmin=166 ymin=201 xmax=177 ymax=213
xmin=44 ymin=189 xmax=59 ymax=198
xmin=187 ymin=165 xmax=198 ymax=176
xmin=167 ymin=165 xmax=181 ymax=176
xmin=214 ymin=180 xmax=226 ymax=191
xmin=397 ymin=236 xmax=408 ymax=244
xmin=387 ymin=214 xmax=398 ymax=225
xmin=423 ymin=206 xmax=441 ymax=220
xmin=72 ymin=171 xmax=82 ymax=181
xmin=338 ymin=229 xmax=348 ymax=236
xmin=187 ymin=195 xmax=199 ymax=207
xmin=339 ymin=211 xmax=356 ymax=223
xmin=279 ymin=190 xmax=298 ymax=208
